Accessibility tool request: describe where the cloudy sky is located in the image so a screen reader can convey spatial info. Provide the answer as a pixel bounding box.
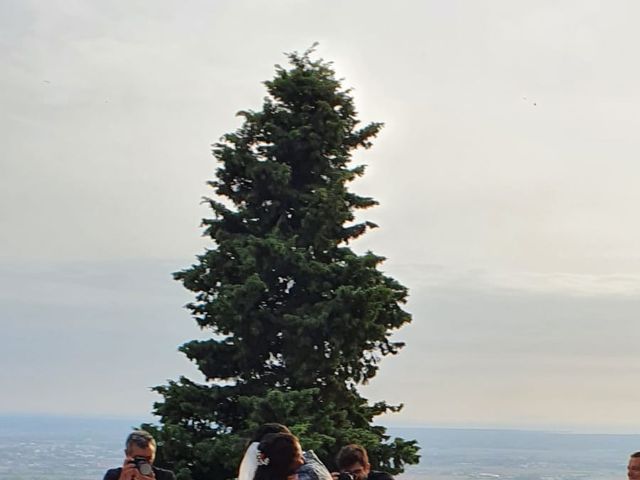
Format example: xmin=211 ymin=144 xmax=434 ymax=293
xmin=2 ymin=0 xmax=640 ymax=433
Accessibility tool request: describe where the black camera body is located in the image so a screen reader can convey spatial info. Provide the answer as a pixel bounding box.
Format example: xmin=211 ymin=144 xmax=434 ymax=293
xmin=131 ymin=457 xmax=153 ymax=476
xmin=338 ymin=473 xmax=355 ymax=480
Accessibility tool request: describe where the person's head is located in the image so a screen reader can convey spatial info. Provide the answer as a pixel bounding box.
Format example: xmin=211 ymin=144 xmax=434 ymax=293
xmin=336 ymin=445 xmax=370 ymax=480
xmin=628 ymin=452 xmax=640 ymax=480
xmin=124 ymin=430 xmax=157 ymax=465
xmin=254 ymin=432 xmax=304 ymax=480
xmin=251 ymin=423 xmax=291 ymax=443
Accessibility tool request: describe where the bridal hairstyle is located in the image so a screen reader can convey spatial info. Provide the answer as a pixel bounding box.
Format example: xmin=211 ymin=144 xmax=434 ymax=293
xmin=239 ymin=424 xmax=293 ymax=480
xmin=254 ymin=432 xmax=300 ymax=480
xmin=250 ymin=423 xmax=291 ymax=443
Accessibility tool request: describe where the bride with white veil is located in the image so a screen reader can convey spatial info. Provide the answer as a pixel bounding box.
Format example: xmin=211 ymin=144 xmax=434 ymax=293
xmin=238 ymin=424 xmax=291 ymax=480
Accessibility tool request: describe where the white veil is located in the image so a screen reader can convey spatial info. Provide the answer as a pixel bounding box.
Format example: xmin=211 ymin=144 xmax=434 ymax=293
xmin=238 ymin=441 xmax=259 ymax=480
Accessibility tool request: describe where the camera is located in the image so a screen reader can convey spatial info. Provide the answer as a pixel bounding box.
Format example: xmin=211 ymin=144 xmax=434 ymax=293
xmin=338 ymin=473 xmax=355 ymax=480
xmin=131 ymin=457 xmax=153 ymax=476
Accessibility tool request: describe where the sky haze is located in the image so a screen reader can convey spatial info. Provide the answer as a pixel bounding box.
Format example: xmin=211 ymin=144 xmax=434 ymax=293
xmin=2 ymin=0 xmax=640 ymax=433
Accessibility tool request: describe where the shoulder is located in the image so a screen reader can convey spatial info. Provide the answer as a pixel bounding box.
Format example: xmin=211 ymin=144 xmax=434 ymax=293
xmin=368 ymin=471 xmax=394 ymax=480
xmin=298 ymin=450 xmax=332 ymax=480
xmin=153 ymin=466 xmax=177 ymax=480
xmin=103 ymin=468 xmax=122 ymax=480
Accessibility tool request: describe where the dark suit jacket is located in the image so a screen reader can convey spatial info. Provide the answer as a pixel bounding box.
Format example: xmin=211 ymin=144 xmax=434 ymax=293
xmin=103 ymin=466 xmax=176 ymax=480
xmin=368 ymin=471 xmax=394 ymax=480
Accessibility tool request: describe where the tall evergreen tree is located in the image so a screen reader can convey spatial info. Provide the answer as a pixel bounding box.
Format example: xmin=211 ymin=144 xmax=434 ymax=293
xmin=146 ymin=47 xmax=419 ymax=480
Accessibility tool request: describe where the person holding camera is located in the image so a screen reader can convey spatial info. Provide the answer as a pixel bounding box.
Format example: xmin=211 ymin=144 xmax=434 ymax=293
xmin=332 ymin=445 xmax=394 ymax=480
xmin=103 ymin=430 xmax=176 ymax=480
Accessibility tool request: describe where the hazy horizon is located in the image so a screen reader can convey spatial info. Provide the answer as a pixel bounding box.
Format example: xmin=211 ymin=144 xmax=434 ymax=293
xmin=1 ymin=412 xmax=638 ymax=436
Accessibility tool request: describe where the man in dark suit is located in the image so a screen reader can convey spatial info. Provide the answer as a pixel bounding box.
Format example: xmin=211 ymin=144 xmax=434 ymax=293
xmin=103 ymin=430 xmax=175 ymax=480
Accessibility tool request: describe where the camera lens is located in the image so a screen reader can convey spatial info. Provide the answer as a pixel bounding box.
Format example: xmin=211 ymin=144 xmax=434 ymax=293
xmin=133 ymin=457 xmax=153 ymax=476
xmin=138 ymin=462 xmax=153 ymax=476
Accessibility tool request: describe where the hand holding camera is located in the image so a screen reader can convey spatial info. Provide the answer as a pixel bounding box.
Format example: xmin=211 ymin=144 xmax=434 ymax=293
xmin=130 ymin=457 xmax=154 ymax=477
xmin=119 ymin=456 xmax=155 ymax=480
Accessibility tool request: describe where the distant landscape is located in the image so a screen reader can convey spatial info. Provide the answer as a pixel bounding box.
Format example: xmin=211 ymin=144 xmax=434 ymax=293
xmin=0 ymin=416 xmax=637 ymax=480
xmin=390 ymin=426 xmax=638 ymax=480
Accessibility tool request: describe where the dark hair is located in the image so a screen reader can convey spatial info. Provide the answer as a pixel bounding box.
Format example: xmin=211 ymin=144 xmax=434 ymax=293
xmin=254 ymin=432 xmax=300 ymax=480
xmin=336 ymin=444 xmax=369 ymax=470
xmin=631 ymin=452 xmax=640 ymax=458
xmin=125 ymin=430 xmax=156 ymax=451
xmin=251 ymin=423 xmax=291 ymax=443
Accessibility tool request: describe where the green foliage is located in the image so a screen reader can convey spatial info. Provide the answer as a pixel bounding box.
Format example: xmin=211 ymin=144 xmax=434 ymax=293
xmin=149 ymin=46 xmax=420 ymax=479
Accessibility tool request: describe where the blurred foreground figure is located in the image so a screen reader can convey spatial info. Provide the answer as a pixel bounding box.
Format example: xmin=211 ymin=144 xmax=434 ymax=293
xmin=628 ymin=452 xmax=640 ymax=480
xmin=103 ymin=430 xmax=175 ymax=480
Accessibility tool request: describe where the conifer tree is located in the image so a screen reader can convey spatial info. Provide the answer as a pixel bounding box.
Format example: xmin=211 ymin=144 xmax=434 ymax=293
xmin=146 ymin=47 xmax=419 ymax=480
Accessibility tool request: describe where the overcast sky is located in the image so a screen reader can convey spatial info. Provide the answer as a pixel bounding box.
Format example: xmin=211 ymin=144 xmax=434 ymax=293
xmin=2 ymin=0 xmax=640 ymax=433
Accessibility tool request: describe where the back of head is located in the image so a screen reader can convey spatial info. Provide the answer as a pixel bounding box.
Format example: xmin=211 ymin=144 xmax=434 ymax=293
xmin=254 ymin=432 xmax=299 ymax=480
xmin=240 ymin=425 xmax=291 ymax=480
xmin=336 ymin=444 xmax=369 ymax=470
